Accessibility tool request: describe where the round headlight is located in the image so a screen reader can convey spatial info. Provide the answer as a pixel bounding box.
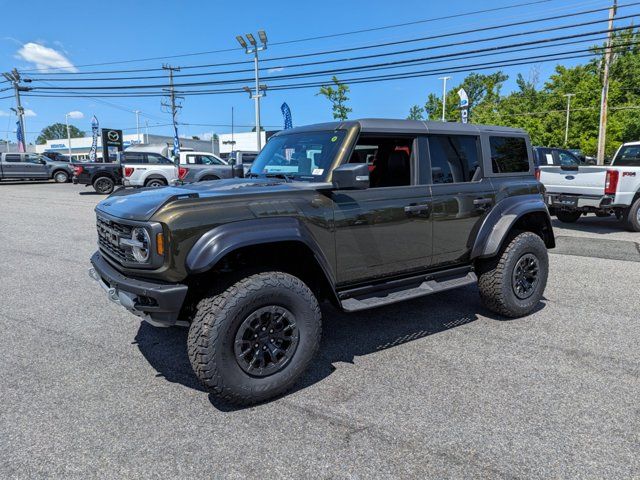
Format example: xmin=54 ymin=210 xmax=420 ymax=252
xmin=131 ymin=227 xmax=150 ymax=262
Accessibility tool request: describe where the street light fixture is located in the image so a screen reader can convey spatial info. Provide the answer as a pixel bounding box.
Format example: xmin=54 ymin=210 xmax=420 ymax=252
xmin=236 ymin=30 xmax=268 ymax=150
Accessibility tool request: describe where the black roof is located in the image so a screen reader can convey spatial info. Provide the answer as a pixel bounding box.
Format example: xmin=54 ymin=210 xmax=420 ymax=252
xmin=278 ymin=118 xmax=527 ymax=136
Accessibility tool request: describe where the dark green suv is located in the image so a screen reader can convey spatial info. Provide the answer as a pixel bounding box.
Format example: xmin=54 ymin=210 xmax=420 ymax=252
xmin=89 ymin=119 xmax=555 ymax=405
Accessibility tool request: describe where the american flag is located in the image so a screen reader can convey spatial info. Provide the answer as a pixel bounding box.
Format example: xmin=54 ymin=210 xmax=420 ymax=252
xmin=16 ymin=121 xmax=25 ymax=153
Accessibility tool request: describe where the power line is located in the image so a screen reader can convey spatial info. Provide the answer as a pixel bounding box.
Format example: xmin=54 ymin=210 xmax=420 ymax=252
xmin=18 ymin=0 xmax=558 ymax=73
xmin=22 ymin=1 xmax=637 ymax=77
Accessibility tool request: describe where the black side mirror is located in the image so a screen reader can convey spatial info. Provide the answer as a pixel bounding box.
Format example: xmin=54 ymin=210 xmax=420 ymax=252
xmin=560 ymin=164 xmax=579 ymax=171
xmin=332 ymin=163 xmax=369 ymax=190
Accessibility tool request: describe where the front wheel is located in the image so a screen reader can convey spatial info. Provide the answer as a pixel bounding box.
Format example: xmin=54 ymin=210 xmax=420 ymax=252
xmin=53 ymin=171 xmax=69 ymax=183
xmin=187 ymin=272 xmax=322 ymax=406
xmin=556 ymin=210 xmax=582 ymax=223
xmin=621 ymin=197 xmax=640 ymax=232
xmin=477 ymin=231 xmax=549 ymax=318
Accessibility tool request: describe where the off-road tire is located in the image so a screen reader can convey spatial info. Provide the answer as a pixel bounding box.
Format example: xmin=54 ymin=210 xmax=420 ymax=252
xmin=621 ymin=197 xmax=640 ymax=232
xmin=555 ymin=210 xmax=582 ymax=223
xmin=477 ymin=231 xmax=549 ymax=318
xmin=145 ymin=178 xmax=167 ymax=188
xmin=93 ymin=176 xmax=115 ymax=194
xmin=187 ymin=272 xmax=322 ymax=406
xmin=53 ymin=170 xmax=69 ymax=183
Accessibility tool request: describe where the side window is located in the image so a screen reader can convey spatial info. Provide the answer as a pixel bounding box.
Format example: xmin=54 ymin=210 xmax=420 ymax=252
xmin=558 ymin=151 xmax=579 ymax=167
xmin=428 ymin=135 xmax=480 ymax=184
xmin=26 ymin=154 xmax=43 ymax=164
xmin=186 ymin=155 xmax=197 ymax=164
xmin=199 ymin=155 xmax=223 ymax=165
xmin=123 ymin=152 xmax=146 ymax=164
xmin=349 ymin=136 xmax=415 ymax=188
xmin=146 ymin=154 xmax=172 ymax=164
xmin=4 ymin=154 xmax=21 ymax=163
xmin=490 ymin=136 xmax=530 ymax=174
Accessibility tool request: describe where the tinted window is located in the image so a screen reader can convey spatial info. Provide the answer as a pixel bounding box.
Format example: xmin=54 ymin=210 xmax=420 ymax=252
xmin=613 ymin=145 xmax=640 ymax=166
xmin=428 ymin=135 xmax=480 ymax=184
xmin=490 ymin=137 xmax=529 ymax=173
xmin=146 ymin=153 xmax=173 ymax=164
xmin=349 ymin=136 xmax=414 ymax=188
xmin=26 ymin=154 xmax=44 ymax=164
xmin=4 ymin=154 xmax=21 ymax=163
xmin=123 ymin=152 xmax=146 ymax=164
xmin=558 ymin=150 xmax=579 ymax=167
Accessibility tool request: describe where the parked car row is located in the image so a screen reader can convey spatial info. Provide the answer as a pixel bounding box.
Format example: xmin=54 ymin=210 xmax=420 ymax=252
xmin=536 ymin=142 xmax=640 ymax=231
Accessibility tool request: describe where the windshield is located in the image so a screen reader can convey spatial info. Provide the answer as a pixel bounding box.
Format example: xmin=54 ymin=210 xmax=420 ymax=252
xmin=612 ymin=145 xmax=640 ymax=166
xmin=250 ymin=130 xmax=347 ymax=181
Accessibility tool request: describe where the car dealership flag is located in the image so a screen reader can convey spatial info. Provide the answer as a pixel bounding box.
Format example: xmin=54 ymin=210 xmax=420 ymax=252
xmin=89 ymin=116 xmax=99 ymax=161
xmin=16 ymin=120 xmax=25 ymax=152
xmin=281 ymin=102 xmax=293 ymax=130
xmin=458 ymin=88 xmax=469 ymax=124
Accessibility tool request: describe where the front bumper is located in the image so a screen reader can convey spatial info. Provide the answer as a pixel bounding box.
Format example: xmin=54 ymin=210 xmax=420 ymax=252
xmin=89 ymin=251 xmax=188 ymax=327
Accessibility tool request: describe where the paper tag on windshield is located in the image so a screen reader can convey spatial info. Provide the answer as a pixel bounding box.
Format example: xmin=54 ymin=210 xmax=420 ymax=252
xmin=545 ymin=154 xmax=554 ymax=165
xmin=312 ymin=168 xmax=324 ymax=176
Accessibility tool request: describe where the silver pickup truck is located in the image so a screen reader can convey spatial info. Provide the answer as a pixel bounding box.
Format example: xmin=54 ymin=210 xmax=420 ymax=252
xmin=538 ymin=142 xmax=640 ymax=231
xmin=0 ymin=152 xmax=73 ymax=183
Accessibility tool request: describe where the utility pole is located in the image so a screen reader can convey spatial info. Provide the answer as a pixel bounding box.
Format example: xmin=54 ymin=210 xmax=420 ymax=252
xmin=2 ymin=69 xmax=29 ymax=152
xmin=596 ymin=0 xmax=618 ymax=165
xmin=237 ymin=31 xmax=267 ymax=150
xmin=563 ymin=93 xmax=575 ymax=147
xmin=161 ymin=65 xmax=182 ymax=159
xmin=134 ymin=110 xmax=141 ymax=143
xmin=65 ymin=113 xmax=72 ymax=159
xmin=438 ymin=76 xmax=451 ymax=122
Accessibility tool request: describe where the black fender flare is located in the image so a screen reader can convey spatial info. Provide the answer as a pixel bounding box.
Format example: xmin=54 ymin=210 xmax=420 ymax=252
xmin=185 ymin=217 xmax=336 ymax=284
xmin=470 ymin=194 xmax=554 ymax=259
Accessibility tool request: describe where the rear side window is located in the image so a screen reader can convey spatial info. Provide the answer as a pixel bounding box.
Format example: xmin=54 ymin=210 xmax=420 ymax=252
xmin=147 ymin=153 xmax=173 ymax=164
xmin=490 ymin=137 xmax=530 ymax=173
xmin=123 ymin=152 xmax=146 ymax=164
xmin=428 ymin=135 xmax=480 ymax=184
xmin=4 ymin=154 xmax=21 ymax=163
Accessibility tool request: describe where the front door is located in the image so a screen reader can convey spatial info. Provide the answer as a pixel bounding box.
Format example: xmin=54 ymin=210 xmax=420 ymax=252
xmin=24 ymin=154 xmax=49 ymax=179
xmin=333 ymin=135 xmax=432 ymax=285
xmin=426 ymin=134 xmax=496 ymax=267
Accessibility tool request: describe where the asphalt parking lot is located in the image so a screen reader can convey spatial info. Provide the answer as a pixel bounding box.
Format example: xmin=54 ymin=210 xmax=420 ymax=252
xmin=1 ymin=181 xmax=639 ymax=479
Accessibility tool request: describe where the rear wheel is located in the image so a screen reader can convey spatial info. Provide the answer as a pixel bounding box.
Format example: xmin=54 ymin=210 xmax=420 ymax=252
xmin=187 ymin=271 xmax=322 ymax=405
xmin=556 ymin=210 xmax=582 ymax=223
xmin=477 ymin=231 xmax=549 ymax=318
xmin=621 ymin=197 xmax=640 ymax=232
xmin=93 ymin=176 xmax=115 ymax=194
xmin=53 ymin=170 xmax=69 ymax=183
xmin=145 ymin=178 xmax=167 ymax=188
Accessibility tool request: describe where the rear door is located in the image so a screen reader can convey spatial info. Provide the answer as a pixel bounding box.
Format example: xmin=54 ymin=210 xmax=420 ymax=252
xmin=427 ymin=134 xmax=496 ymax=267
xmin=1 ymin=154 xmax=25 ymax=178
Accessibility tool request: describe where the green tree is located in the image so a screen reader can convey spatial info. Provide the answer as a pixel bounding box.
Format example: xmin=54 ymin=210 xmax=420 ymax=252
xmin=36 ymin=123 xmax=85 ymax=145
xmin=407 ymin=105 xmax=424 ymax=120
xmin=317 ymin=76 xmax=352 ymax=120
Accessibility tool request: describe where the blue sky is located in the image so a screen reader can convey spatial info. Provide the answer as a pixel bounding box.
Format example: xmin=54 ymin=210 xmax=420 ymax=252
xmin=0 ymin=0 xmax=627 ymax=143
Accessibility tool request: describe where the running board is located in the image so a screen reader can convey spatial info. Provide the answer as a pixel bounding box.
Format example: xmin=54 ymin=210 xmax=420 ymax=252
xmin=339 ymin=271 xmax=477 ymax=312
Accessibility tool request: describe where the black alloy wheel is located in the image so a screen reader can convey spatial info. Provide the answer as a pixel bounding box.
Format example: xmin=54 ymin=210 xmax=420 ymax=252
xmin=234 ymin=306 xmax=299 ymax=377
xmin=511 ymin=253 xmax=540 ymax=300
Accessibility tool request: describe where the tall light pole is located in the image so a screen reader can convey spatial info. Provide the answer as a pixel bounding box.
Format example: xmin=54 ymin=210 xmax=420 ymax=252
xmin=438 ymin=76 xmax=451 ymax=122
xmin=563 ymin=94 xmax=575 ymax=147
xmin=237 ymin=30 xmax=267 ymax=150
xmin=64 ymin=113 xmax=72 ymax=160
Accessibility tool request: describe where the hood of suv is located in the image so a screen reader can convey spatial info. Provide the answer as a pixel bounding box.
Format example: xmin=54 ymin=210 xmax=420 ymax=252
xmin=95 ymin=177 xmax=330 ymax=221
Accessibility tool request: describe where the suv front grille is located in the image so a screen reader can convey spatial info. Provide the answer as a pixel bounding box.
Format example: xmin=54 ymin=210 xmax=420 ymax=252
xmin=96 ymin=216 xmax=135 ymax=264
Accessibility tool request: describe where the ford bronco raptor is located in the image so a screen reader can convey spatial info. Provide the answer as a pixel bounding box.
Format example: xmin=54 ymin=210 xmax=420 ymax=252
xmin=89 ymin=119 xmax=555 ymax=405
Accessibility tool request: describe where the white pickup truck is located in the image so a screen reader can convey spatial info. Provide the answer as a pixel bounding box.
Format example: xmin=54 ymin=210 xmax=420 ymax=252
xmin=539 ymin=141 xmax=640 ymax=231
xmin=119 ymin=150 xmax=178 ymax=188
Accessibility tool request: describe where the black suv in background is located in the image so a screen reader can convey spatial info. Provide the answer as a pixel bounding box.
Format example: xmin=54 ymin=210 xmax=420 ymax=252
xmin=88 ymin=119 xmax=555 ymax=405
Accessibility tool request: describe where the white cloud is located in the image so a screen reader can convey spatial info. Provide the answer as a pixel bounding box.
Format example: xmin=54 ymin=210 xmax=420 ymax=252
xmin=24 ymin=109 xmax=37 ymax=117
xmin=0 ymin=110 xmax=9 ymax=117
xmin=16 ymin=42 xmax=77 ymax=72
xmin=268 ymin=67 xmax=284 ymax=73
xmin=67 ymin=110 xmax=83 ymax=119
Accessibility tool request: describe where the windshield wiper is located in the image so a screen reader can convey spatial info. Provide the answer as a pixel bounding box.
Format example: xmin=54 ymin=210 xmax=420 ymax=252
xmin=265 ymin=173 xmax=293 ymax=182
